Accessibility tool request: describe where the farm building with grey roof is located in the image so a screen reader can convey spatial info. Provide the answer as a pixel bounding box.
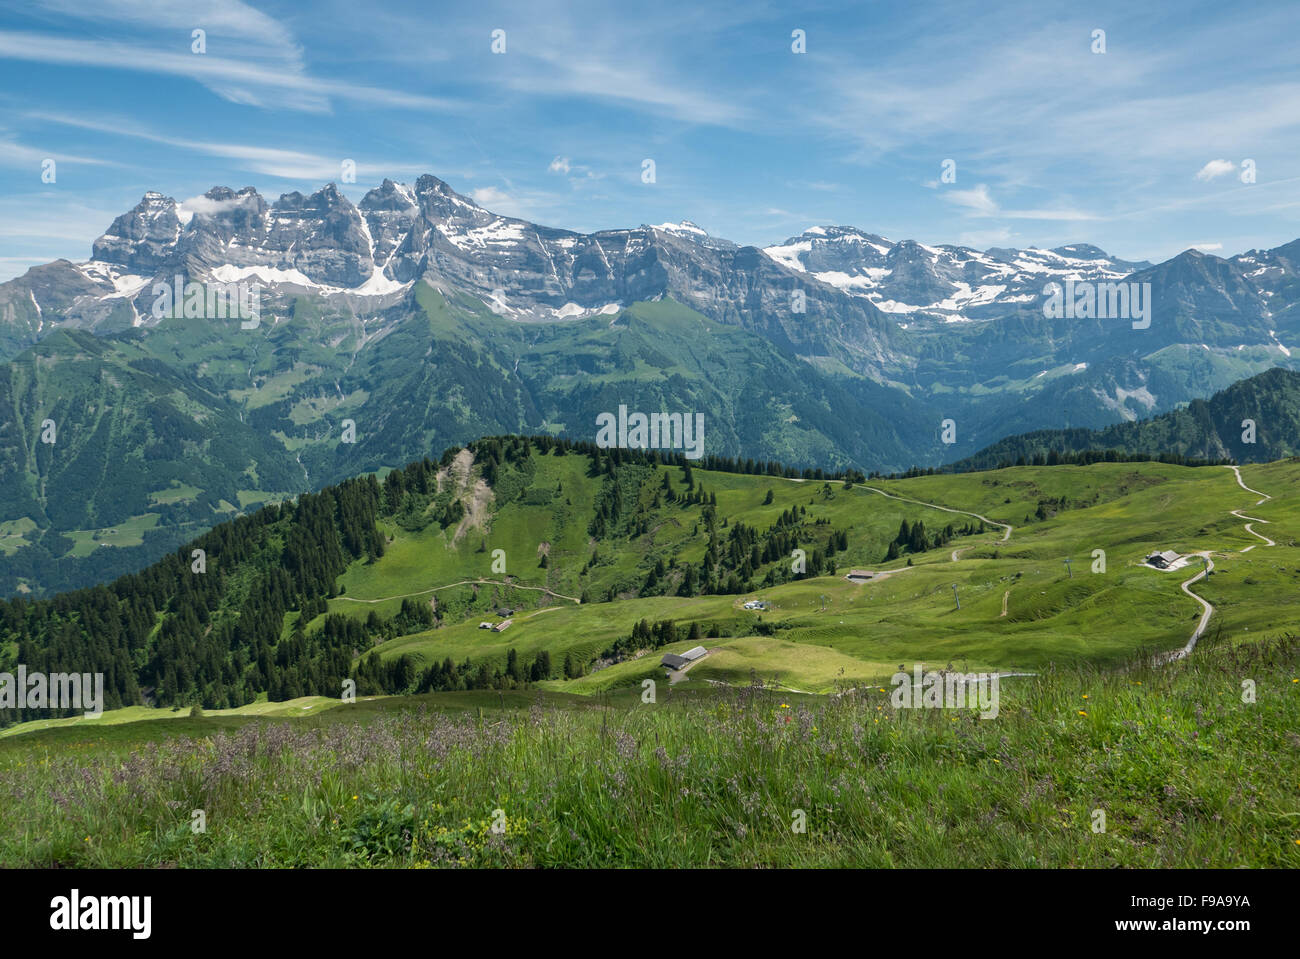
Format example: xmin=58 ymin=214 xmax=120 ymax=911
xmin=661 ymin=646 xmax=708 ymax=670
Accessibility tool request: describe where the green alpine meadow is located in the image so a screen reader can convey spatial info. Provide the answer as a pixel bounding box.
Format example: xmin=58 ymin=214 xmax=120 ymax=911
xmin=4 ymin=0 xmax=1300 ymax=898
xmin=1 ymin=435 xmax=1297 ymax=867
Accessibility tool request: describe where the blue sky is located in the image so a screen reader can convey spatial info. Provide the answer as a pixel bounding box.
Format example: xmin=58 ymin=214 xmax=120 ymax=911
xmin=1 ymin=0 xmax=1298 ymax=281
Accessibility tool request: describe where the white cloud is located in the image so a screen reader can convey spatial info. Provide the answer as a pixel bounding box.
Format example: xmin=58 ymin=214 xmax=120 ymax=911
xmin=0 ymin=31 xmax=457 ymax=114
xmin=501 ymin=46 xmax=746 ymax=127
xmin=179 ymin=192 xmax=261 ymax=218
xmin=36 ymin=113 xmax=429 ymax=182
xmin=1196 ymin=159 xmax=1237 ymax=181
xmin=548 ymin=156 xmax=571 ymax=175
xmin=1190 ymin=241 xmax=1224 ymax=251
xmin=940 ymin=183 xmax=1097 ymax=222
xmin=1003 ymin=208 xmax=1099 ymax=222
xmin=39 ymin=0 xmax=301 ymax=52
xmin=944 ymin=184 xmax=999 ymax=215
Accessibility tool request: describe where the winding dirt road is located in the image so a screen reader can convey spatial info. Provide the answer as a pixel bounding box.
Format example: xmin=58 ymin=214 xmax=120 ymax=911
xmin=1156 ymin=466 xmax=1274 ymax=664
xmin=862 ymin=486 xmax=1013 ymax=548
xmin=336 ymin=578 xmax=582 ymax=606
xmin=1227 ymin=465 xmax=1275 ymax=550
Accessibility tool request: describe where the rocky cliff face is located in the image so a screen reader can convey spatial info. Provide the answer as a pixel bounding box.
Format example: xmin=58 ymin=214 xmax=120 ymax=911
xmin=2 ymin=171 xmax=1298 ymax=415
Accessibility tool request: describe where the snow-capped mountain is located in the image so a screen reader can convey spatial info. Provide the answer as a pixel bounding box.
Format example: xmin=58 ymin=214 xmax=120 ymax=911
xmin=81 ymin=180 xmax=751 ymax=322
xmin=3 ymin=171 xmax=1299 ymax=411
xmin=648 ymin=220 xmax=738 ymax=251
xmin=2 ymin=175 xmax=906 ymax=375
xmin=764 ymin=226 xmax=1154 ymax=326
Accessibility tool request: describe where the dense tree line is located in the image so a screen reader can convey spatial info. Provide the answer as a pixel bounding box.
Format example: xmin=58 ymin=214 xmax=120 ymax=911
xmin=0 ymin=475 xmax=386 ymax=724
xmin=872 ymin=448 xmax=1233 ymax=482
xmin=354 ymin=644 xmax=555 ymax=696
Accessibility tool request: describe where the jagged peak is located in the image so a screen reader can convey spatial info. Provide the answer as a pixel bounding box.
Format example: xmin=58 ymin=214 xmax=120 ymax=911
xmin=359 ymin=179 xmax=419 ymax=211
xmin=651 ymin=220 xmax=708 ymax=236
xmin=272 ymin=182 xmax=355 ymax=211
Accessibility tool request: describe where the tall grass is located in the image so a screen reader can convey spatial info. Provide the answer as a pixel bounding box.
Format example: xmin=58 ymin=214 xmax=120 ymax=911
xmin=1 ymin=634 xmax=1297 ymax=868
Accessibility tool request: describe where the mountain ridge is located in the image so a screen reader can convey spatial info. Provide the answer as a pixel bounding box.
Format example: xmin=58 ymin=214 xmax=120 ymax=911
xmin=2 ymin=173 xmax=1299 ymax=596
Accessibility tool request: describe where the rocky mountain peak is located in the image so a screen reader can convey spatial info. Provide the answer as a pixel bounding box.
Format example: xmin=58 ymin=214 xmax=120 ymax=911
xmin=360 ymin=179 xmax=420 ymax=212
xmin=91 ymin=192 xmax=184 ymax=271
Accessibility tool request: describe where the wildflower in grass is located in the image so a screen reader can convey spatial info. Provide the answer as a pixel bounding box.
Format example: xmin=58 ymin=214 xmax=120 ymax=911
xmin=1078 ymin=710 xmax=1087 ymax=716
xmin=1082 ymin=694 xmax=1089 ymax=699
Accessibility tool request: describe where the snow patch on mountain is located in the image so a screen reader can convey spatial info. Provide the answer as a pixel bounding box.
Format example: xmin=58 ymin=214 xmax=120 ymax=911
xmin=211 ymin=264 xmax=321 ymax=288
xmin=765 ymin=240 xmax=811 ymax=272
xmin=652 ymin=220 xmax=707 ymax=237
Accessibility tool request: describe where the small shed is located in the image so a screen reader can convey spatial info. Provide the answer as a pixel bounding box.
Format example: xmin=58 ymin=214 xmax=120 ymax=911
xmin=661 ymin=653 xmax=689 ymax=670
xmin=1146 ymin=550 xmax=1180 ymax=569
xmin=492 ymin=619 xmax=513 ymax=632
xmin=846 ymin=569 xmax=875 ymax=582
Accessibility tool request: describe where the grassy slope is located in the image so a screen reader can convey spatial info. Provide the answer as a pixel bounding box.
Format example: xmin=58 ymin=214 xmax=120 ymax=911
xmin=2 ymin=457 xmax=1297 ymax=867
xmin=4 ymin=456 xmax=1296 ymax=735
xmin=0 ymin=633 xmax=1296 ymax=867
xmin=319 ymin=457 xmax=1300 ymax=694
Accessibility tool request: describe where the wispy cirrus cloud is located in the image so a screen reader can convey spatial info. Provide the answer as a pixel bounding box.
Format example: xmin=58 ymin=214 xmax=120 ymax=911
xmin=0 ymin=134 xmax=116 ymax=170
xmin=0 ymin=30 xmax=456 ymax=113
xmin=2 ymin=0 xmax=1300 ymax=278
xmin=34 ymin=112 xmax=430 ymax=182
xmin=502 ymin=49 xmax=748 ymax=127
